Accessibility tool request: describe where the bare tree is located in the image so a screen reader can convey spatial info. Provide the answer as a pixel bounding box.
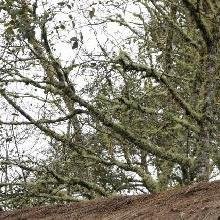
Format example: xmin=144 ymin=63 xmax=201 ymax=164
xmin=0 ymin=0 xmax=219 ymax=210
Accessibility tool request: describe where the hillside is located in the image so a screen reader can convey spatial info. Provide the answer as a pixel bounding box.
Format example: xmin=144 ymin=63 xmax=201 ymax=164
xmin=1 ymin=180 xmax=220 ymax=220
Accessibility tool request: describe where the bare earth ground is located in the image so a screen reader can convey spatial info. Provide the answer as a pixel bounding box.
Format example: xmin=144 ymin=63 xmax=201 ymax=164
xmin=1 ymin=180 xmax=220 ymax=220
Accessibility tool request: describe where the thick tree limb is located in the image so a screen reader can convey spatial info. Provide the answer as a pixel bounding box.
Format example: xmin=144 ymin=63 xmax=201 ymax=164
xmin=181 ymin=0 xmax=213 ymax=48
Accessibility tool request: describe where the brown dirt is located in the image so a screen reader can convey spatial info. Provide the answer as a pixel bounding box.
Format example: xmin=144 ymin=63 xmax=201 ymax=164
xmin=1 ymin=180 xmax=220 ymax=220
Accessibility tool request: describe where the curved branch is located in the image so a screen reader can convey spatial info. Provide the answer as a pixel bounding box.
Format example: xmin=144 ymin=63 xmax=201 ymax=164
xmin=57 ymin=85 xmax=194 ymax=168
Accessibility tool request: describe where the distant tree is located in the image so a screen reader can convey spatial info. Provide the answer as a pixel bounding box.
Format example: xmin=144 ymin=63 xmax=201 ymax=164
xmin=0 ymin=0 xmax=219 ymax=210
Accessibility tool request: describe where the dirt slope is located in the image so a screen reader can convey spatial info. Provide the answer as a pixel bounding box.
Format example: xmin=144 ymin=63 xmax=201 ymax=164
xmin=1 ymin=180 xmax=220 ymax=220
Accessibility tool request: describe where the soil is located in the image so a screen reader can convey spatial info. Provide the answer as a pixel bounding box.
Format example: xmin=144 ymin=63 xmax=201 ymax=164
xmin=1 ymin=180 xmax=220 ymax=220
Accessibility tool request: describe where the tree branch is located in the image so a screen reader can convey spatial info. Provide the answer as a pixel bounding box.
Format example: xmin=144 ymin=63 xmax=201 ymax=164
xmin=57 ymin=85 xmax=194 ymax=167
xmin=181 ymin=0 xmax=213 ymax=48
